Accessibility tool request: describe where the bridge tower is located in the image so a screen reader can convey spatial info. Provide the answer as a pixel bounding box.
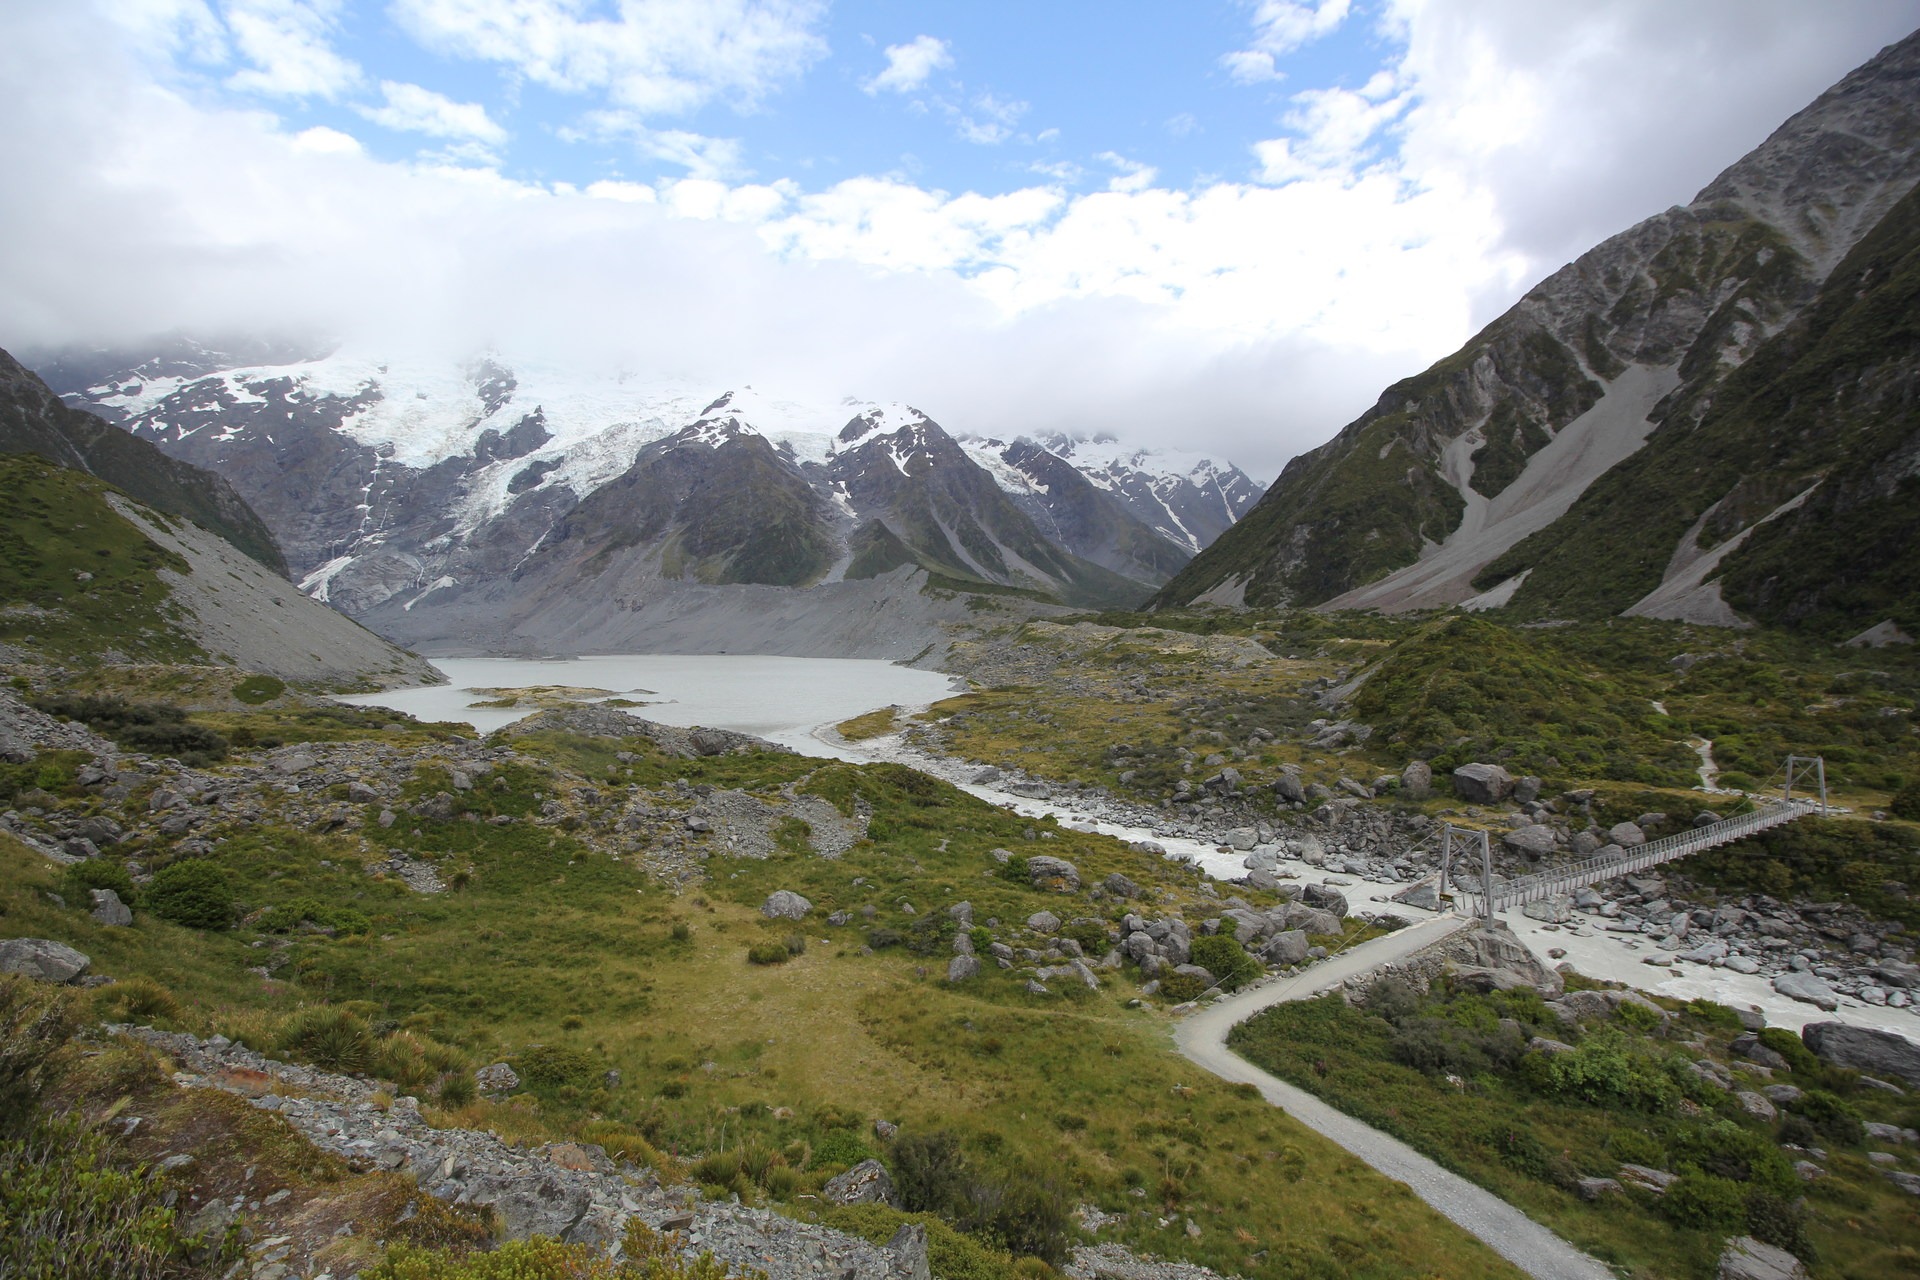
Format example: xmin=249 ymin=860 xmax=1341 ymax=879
xmin=1783 ymin=755 xmax=1828 ymax=814
xmin=1439 ymin=823 xmax=1495 ymax=927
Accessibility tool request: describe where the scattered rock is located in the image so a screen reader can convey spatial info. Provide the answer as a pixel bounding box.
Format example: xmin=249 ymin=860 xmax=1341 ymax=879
xmin=1027 ymin=911 xmax=1061 ymax=934
xmin=1773 ymin=973 xmax=1839 ymax=1012
xmin=0 ymin=938 xmax=91 ymax=983
xmin=1450 ymin=763 xmax=1514 ymax=804
xmin=1715 ymin=1236 xmax=1809 ymax=1280
xmin=1801 ymin=1022 xmax=1920 ymax=1087
xmin=761 ymin=890 xmax=813 ymax=921
xmin=823 ymin=1159 xmax=898 ymax=1208
xmin=1399 ymin=760 xmax=1432 ymax=801
xmin=89 ymin=889 xmax=132 ymax=927
xmin=947 ymin=955 xmax=981 ymax=983
xmin=474 ymin=1062 xmax=520 ymax=1094
xmin=1027 ymin=856 xmax=1081 ymax=891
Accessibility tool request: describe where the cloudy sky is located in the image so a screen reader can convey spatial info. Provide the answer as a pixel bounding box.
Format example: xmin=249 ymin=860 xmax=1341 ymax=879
xmin=2 ymin=1 xmax=1917 ymax=476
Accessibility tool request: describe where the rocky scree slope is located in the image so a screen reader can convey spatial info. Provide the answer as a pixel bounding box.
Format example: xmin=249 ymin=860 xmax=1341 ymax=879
xmin=1155 ymin=28 xmax=1920 ymax=634
xmin=43 ymin=352 xmax=1251 ymax=632
xmin=0 ymin=449 xmax=430 ymax=686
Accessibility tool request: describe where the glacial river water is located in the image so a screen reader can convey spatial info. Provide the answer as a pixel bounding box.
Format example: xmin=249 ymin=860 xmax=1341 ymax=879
xmin=340 ymin=655 xmax=1915 ymax=1038
xmin=335 ymin=655 xmax=961 ymax=756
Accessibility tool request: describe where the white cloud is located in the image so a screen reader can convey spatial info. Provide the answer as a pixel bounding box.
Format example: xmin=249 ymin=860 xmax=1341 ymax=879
xmin=222 ymin=0 xmax=360 ymax=99
xmin=289 ymin=124 xmax=362 ymax=155
xmin=956 ymin=92 xmax=1027 ymax=145
xmin=1096 ymin=152 xmax=1158 ymax=194
xmin=1222 ymin=0 xmax=1351 ymax=82
xmin=10 ymin=0 xmax=1920 ymax=479
xmin=359 ymin=81 xmax=507 ymax=146
xmin=390 ymin=0 xmax=827 ymax=117
xmin=862 ymin=34 xmax=952 ymax=95
xmin=570 ymin=113 xmax=748 ymax=181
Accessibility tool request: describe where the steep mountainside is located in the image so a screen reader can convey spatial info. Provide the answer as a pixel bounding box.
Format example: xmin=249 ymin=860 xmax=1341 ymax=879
xmin=1154 ymin=29 xmax=1920 ymax=635
xmin=0 ymin=454 xmax=433 ymax=683
xmin=43 ymin=354 xmax=1244 ymax=626
xmin=957 ymin=432 xmax=1262 ymax=569
xmin=0 ymin=348 xmax=285 ymax=573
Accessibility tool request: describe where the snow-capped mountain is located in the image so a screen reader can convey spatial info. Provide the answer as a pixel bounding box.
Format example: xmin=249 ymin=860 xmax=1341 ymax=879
xmin=42 ymin=347 xmax=1258 ymax=637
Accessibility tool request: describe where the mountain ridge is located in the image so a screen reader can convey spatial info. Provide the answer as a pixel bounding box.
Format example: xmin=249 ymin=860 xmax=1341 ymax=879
xmin=1152 ymin=28 xmax=1920 ymax=636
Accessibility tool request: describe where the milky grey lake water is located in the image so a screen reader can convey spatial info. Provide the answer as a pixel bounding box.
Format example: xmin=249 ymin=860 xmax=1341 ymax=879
xmin=335 ymin=655 xmax=961 ymax=758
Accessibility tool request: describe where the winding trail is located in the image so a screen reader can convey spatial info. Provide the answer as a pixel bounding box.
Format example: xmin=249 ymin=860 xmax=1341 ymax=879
xmin=1173 ymin=915 xmax=1616 ymax=1280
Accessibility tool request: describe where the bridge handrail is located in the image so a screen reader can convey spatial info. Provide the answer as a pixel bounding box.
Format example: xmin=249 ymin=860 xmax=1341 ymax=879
xmin=1454 ymin=799 xmax=1817 ymax=914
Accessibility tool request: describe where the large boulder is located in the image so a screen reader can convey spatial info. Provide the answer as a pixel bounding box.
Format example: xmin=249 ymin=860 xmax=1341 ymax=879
xmin=824 ymin=1158 xmax=899 ymax=1207
xmin=89 ymin=889 xmax=133 ymax=927
xmin=1451 ymin=763 xmax=1514 ymax=804
xmin=1027 ymin=856 xmax=1081 ymax=891
xmin=0 ymin=938 xmax=91 ymax=983
xmin=1502 ymin=825 xmax=1558 ymax=859
xmin=1801 ymin=1022 xmax=1920 ymax=1087
xmin=761 ymin=890 xmax=813 ymax=921
xmin=946 ymin=955 xmax=981 ymax=983
xmin=1773 ymin=972 xmax=1839 ymax=1012
xmin=1715 ymin=1236 xmax=1809 ymax=1280
xmin=1449 ymin=924 xmax=1561 ymax=996
xmin=1272 ymin=772 xmax=1306 ymax=804
xmin=1299 ymin=883 xmax=1348 ymax=918
xmin=1261 ymin=930 xmax=1310 ymax=966
xmin=1399 ymin=760 xmax=1432 ymax=800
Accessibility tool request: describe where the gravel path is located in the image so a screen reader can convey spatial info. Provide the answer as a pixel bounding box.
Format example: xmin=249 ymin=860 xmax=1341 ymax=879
xmin=1173 ymin=916 xmax=1617 ymax=1280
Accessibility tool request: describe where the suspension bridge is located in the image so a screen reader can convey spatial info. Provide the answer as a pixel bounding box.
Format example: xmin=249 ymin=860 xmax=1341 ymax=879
xmin=1439 ymin=755 xmax=1829 ymax=924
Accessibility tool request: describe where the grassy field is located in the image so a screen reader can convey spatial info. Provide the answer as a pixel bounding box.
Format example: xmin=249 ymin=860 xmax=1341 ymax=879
xmin=0 ymin=690 xmax=1523 ymax=1280
xmin=1230 ymin=979 xmax=1920 ymax=1280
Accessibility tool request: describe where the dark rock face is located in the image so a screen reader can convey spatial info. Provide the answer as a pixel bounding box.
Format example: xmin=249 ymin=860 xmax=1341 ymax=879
xmin=1802 ymin=1021 xmax=1920 ymax=1087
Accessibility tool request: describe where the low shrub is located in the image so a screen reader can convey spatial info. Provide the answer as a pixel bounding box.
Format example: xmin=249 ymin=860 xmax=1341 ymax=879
xmin=255 ymin=897 xmax=373 ymax=936
xmin=0 ymin=978 xmax=75 ymax=1135
xmin=1155 ymin=971 xmax=1208 ymax=1003
xmin=747 ymin=943 xmax=791 ymax=966
xmin=231 ymin=675 xmax=287 ymax=705
xmin=63 ymin=859 xmax=134 ymax=905
xmin=1659 ymin=1173 xmax=1747 ymax=1230
xmin=906 ymin=914 xmax=957 ymax=957
xmin=143 ymin=859 xmax=235 ymax=930
xmin=0 ymin=1114 xmax=226 ymax=1279
xmin=90 ymin=977 xmax=182 ymax=1026
xmin=1788 ymin=1090 xmax=1864 ymax=1146
xmin=279 ymin=1005 xmax=375 ymax=1075
xmin=1890 ymin=781 xmax=1920 ymax=821
xmin=1188 ymin=935 xmax=1260 ymax=992
xmin=864 ymin=929 xmax=904 ymax=951
xmin=517 ymin=1043 xmax=600 ymax=1090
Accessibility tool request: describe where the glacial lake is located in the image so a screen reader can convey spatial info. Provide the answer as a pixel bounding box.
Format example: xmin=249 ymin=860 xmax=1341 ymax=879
xmin=335 ymin=655 xmax=961 ymax=758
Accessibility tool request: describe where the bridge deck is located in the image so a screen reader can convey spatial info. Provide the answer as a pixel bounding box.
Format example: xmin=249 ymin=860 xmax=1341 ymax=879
xmin=1450 ymin=800 xmax=1819 ymax=918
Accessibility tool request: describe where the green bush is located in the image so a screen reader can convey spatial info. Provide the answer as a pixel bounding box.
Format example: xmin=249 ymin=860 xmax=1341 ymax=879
xmin=1543 ymin=1028 xmax=1676 ymax=1111
xmin=278 ymin=1005 xmax=374 ymax=1075
xmin=1156 ymin=971 xmax=1208 ymax=1003
xmin=0 ymin=1114 xmax=224 ymax=1279
xmin=1756 ymin=1027 xmax=1821 ymax=1075
xmin=906 ymin=914 xmax=957 ymax=957
xmin=1890 ymin=781 xmax=1920 ymax=820
xmin=1187 ymin=935 xmax=1259 ymax=992
xmin=517 ymin=1044 xmax=601 ymax=1089
xmin=143 ymin=859 xmax=235 ymax=930
xmin=1059 ymin=919 xmax=1110 ymax=957
xmin=231 ymin=675 xmax=286 ymax=705
xmin=1788 ymin=1090 xmax=1864 ymax=1146
xmin=865 ymin=928 xmax=904 ymax=951
xmin=1659 ymin=1173 xmax=1747 ymax=1230
xmin=747 ymin=943 xmax=791 ymax=966
xmin=1671 ymin=1119 xmax=1797 ymax=1196
xmin=64 ymin=859 xmax=134 ymax=905
xmin=32 ymin=696 xmax=229 ymax=766
xmin=0 ymin=978 xmax=76 ymax=1136
xmin=893 ymin=1130 xmax=969 ymax=1214
xmin=255 ymin=897 xmax=372 ymax=935
xmin=997 ymin=856 xmax=1030 ymax=886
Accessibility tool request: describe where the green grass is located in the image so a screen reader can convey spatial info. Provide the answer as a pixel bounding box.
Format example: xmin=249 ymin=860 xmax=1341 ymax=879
xmin=0 ymin=455 xmax=208 ymax=665
xmin=0 ymin=699 xmax=1523 ymax=1280
xmin=1230 ymin=981 xmax=1920 ymax=1279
